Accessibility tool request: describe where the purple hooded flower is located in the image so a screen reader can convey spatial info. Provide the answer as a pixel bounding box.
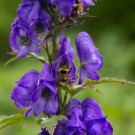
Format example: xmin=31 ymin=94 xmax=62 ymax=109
xmin=87 ymin=118 xmax=113 ymax=135
xmin=81 ymin=98 xmax=113 ymax=135
xmin=57 ymin=0 xmax=96 ymax=17
xmin=10 ymin=25 xmax=40 ymax=58
xmin=29 ymin=19 xmax=49 ymax=44
xmin=32 ymin=81 xmax=58 ymax=115
xmin=17 ymin=0 xmax=41 ymax=26
xmin=57 ymin=0 xmax=74 ymax=17
xmin=65 ymin=98 xmax=113 ymax=135
xmin=11 ymin=70 xmax=39 ymax=116
xmin=76 ymin=32 xmax=103 ymax=84
xmin=52 ymin=54 xmax=76 ymax=83
xmin=66 ymin=99 xmax=86 ymax=135
xmin=58 ymin=35 xmax=75 ymax=61
xmin=29 ymin=10 xmax=51 ymax=43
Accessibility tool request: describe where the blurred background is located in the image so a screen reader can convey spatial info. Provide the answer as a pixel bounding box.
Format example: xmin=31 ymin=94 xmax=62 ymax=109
xmin=0 ymin=0 xmax=135 ymax=135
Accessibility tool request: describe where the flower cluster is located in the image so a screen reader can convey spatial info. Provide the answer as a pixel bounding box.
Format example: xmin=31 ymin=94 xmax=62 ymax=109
xmin=10 ymin=0 xmax=96 ymax=58
xmin=39 ymin=98 xmax=113 ymax=135
xmin=10 ymin=0 xmax=113 ymax=135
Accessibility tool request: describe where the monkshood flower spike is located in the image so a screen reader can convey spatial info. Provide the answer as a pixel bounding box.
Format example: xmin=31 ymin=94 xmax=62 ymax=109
xmin=3 ymin=0 xmax=134 ymax=134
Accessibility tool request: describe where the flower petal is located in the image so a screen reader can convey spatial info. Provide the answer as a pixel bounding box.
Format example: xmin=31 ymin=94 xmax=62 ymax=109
xmin=11 ymin=86 xmax=32 ymax=107
xmin=17 ymin=69 xmax=39 ymax=88
xmin=87 ymin=118 xmax=113 ymax=135
xmin=76 ymin=32 xmax=98 ymax=62
xmin=25 ymin=107 xmax=33 ymax=117
xmin=83 ymin=64 xmax=100 ymax=80
xmin=44 ymin=97 xmax=58 ymax=114
xmin=33 ymin=98 xmax=45 ymax=116
xmin=58 ymin=36 xmax=75 ymax=61
xmin=17 ymin=46 xmax=30 ymax=58
xmin=78 ymin=68 xmax=85 ymax=84
xmin=54 ymin=120 xmax=67 ymax=135
xmin=57 ymin=0 xmax=74 ymax=17
xmin=37 ymin=63 xmax=55 ymax=84
xmin=81 ymin=98 xmax=105 ymax=123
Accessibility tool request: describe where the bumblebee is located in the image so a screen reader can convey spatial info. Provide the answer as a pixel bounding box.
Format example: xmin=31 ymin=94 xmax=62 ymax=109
xmin=58 ymin=66 xmax=69 ymax=82
xmin=71 ymin=0 xmax=83 ymax=16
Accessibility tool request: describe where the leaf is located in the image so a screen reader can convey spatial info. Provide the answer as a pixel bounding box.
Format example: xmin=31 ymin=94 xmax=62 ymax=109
xmin=0 ymin=113 xmax=25 ymax=129
xmin=5 ymin=57 xmax=18 ymax=66
xmin=5 ymin=52 xmax=46 ymax=66
xmin=86 ymin=77 xmax=135 ymax=85
xmin=72 ymin=84 xmax=103 ymax=95
xmin=0 ymin=113 xmax=38 ymax=129
xmin=40 ymin=115 xmax=67 ymax=135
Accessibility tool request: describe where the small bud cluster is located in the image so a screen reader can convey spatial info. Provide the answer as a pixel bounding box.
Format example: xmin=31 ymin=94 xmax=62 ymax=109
xmin=10 ymin=0 xmax=113 ymax=135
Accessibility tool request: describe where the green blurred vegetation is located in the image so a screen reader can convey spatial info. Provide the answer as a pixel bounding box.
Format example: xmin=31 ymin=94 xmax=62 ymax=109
xmin=0 ymin=0 xmax=135 ymax=135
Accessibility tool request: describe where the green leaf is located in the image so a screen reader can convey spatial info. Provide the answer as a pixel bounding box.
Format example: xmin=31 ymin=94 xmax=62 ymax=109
xmin=40 ymin=115 xmax=67 ymax=135
xmin=86 ymin=77 xmax=135 ymax=85
xmin=0 ymin=113 xmax=38 ymax=129
xmin=0 ymin=113 xmax=25 ymax=129
xmin=72 ymin=85 xmax=103 ymax=95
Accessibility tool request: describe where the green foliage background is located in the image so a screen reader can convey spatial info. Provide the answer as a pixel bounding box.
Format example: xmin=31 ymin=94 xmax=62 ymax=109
xmin=0 ymin=0 xmax=135 ymax=134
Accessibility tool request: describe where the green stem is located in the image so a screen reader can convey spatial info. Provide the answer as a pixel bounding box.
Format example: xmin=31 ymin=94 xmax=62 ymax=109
xmin=58 ymin=87 xmax=62 ymax=114
xmin=46 ymin=40 xmax=52 ymax=65
xmin=62 ymin=91 xmax=68 ymax=107
xmin=29 ymin=53 xmax=46 ymax=63
xmin=52 ymin=35 xmax=58 ymax=62
xmin=59 ymin=94 xmax=73 ymax=115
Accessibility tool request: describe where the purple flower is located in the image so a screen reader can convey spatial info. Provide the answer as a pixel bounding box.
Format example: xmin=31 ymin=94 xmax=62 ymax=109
xmin=52 ymin=54 xmax=76 ymax=83
xmin=57 ymin=0 xmax=96 ymax=17
xmin=38 ymin=98 xmax=113 ymax=135
xmin=87 ymin=118 xmax=113 ymax=135
xmin=57 ymin=0 xmax=74 ymax=17
xmin=58 ymin=35 xmax=75 ymax=61
xmin=82 ymin=98 xmax=113 ymax=135
xmin=29 ymin=19 xmax=49 ymax=44
xmin=17 ymin=0 xmax=41 ymax=26
xmin=76 ymin=32 xmax=103 ymax=84
xmin=11 ymin=70 xmax=39 ymax=116
xmin=32 ymin=81 xmax=58 ymax=115
xmin=10 ymin=25 xmax=40 ymax=58
xmin=67 ymin=98 xmax=113 ymax=135
xmin=37 ymin=63 xmax=55 ymax=85
xmin=67 ymin=99 xmax=86 ymax=135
